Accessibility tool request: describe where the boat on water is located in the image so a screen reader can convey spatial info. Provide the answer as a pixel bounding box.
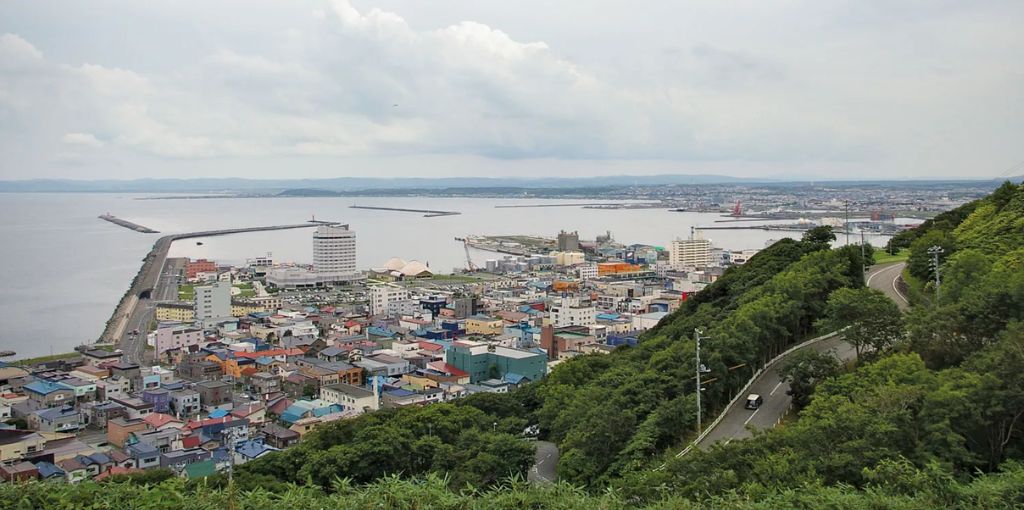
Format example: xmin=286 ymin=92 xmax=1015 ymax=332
xmin=196 ymin=241 xmax=204 ymax=245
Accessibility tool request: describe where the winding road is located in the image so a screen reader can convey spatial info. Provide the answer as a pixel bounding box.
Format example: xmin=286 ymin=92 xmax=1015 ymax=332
xmin=528 ymin=441 xmax=559 ymax=484
xmin=691 ymin=261 xmax=910 ymax=450
xmin=529 ymin=261 xmax=912 ymax=474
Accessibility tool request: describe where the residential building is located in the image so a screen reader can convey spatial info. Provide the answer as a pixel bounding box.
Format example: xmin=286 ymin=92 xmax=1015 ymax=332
xmin=353 ymin=353 xmax=410 ymax=377
xmin=261 ymin=423 xmax=300 ymax=449
xmin=669 ymin=235 xmax=713 ymax=269
xmin=369 ymin=285 xmax=409 ymax=316
xmin=452 ymin=296 xmax=479 ymax=319
xmin=577 ymin=264 xmax=599 ymax=280
xmin=152 ymin=325 xmax=205 ymax=355
xmin=155 ymin=302 xmax=196 ymax=322
xmin=194 ymin=282 xmax=231 ymax=321
xmin=540 ymin=325 xmax=599 ymax=360
xmin=549 ymin=296 xmax=596 ymax=328
xmin=81 ymin=349 xmax=124 ymax=368
xmin=0 ymin=430 xmax=49 ymax=465
xmin=28 ymin=405 xmax=82 ymax=433
xmin=465 ymin=315 xmax=504 ymax=336
xmin=169 ymin=388 xmax=201 ymax=420
xmin=319 ymin=384 xmax=379 ymax=415
xmin=196 ymin=380 xmax=232 ymax=412
xmin=107 ymin=418 xmax=150 ymax=448
xmin=126 ymin=442 xmax=161 ymax=470
xmin=250 ymin=372 xmax=281 ymax=397
xmin=23 ymin=380 xmax=75 ymax=410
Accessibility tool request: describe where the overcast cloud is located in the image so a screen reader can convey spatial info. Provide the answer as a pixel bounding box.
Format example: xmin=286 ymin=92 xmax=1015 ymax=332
xmin=1 ymin=0 xmax=1022 ymax=180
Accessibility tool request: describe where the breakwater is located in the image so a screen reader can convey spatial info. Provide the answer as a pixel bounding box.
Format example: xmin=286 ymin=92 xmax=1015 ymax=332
xmin=99 ymin=214 xmax=159 ymax=233
xmin=98 ymin=222 xmax=325 ymax=344
xmin=350 ymin=205 xmax=460 ymax=217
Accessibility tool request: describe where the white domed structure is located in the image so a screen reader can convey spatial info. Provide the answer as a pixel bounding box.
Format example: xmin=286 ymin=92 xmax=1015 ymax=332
xmin=399 ymin=260 xmax=432 ymax=277
xmin=383 ymin=257 xmax=408 ymax=271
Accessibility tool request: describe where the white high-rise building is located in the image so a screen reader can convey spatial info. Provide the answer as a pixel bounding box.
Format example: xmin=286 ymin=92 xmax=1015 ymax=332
xmin=550 ymin=296 xmax=596 ymax=327
xmin=669 ymin=231 xmax=712 ymax=269
xmin=313 ymin=224 xmax=357 ymax=282
xmin=194 ymin=282 xmax=230 ymax=321
xmin=369 ymin=285 xmax=410 ymax=316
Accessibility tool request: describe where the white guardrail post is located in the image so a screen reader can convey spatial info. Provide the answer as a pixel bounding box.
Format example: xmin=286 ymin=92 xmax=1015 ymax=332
xmin=661 ymin=328 xmax=845 ymax=465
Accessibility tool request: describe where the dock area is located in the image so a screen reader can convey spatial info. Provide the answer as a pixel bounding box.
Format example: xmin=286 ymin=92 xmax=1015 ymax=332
xmin=99 ymin=214 xmax=159 ymax=233
xmin=350 ymin=205 xmax=460 ymax=217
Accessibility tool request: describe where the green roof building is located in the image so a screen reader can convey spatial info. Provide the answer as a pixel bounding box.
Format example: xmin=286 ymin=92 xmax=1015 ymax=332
xmin=446 ymin=340 xmax=546 ymax=384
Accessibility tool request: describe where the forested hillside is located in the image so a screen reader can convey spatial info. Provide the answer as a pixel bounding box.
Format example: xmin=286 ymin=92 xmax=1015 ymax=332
xmin=617 ymin=181 xmax=1024 ymax=504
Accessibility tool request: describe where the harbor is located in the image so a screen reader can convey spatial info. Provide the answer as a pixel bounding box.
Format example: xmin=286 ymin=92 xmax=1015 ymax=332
xmin=99 ymin=221 xmax=330 ymax=346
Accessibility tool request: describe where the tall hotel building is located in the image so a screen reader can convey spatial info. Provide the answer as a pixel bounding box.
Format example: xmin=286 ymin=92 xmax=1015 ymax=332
xmin=313 ymin=224 xmax=357 ymax=283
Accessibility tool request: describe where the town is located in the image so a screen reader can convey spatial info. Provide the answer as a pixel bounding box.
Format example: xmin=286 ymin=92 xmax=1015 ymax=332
xmin=0 ymin=219 xmax=784 ymax=482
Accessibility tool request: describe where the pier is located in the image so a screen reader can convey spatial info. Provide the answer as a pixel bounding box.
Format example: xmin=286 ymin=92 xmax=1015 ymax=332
xmin=99 ymin=214 xmax=159 ymax=233
xmin=350 ymin=205 xmax=460 ymax=217
xmin=699 ymin=225 xmax=896 ymax=236
xmin=99 ymin=222 xmax=326 ymax=345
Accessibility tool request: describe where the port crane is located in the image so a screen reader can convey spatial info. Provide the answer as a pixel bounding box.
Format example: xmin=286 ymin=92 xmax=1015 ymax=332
xmin=456 ymin=237 xmax=478 ymax=272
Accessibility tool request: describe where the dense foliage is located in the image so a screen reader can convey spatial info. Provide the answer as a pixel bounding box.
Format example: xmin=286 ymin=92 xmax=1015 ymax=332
xmin=4 ymin=466 xmax=1024 ymax=509
xmin=235 ymin=403 xmax=534 ymax=490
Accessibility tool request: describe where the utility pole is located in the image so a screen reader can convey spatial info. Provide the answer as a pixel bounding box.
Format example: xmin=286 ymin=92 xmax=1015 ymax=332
xmin=860 ymin=229 xmax=866 ymax=280
xmin=845 ymin=200 xmax=850 ymax=246
xmin=928 ymin=245 xmax=944 ymax=303
xmin=223 ymin=427 xmax=238 ymax=483
xmin=694 ymin=329 xmax=710 ymax=435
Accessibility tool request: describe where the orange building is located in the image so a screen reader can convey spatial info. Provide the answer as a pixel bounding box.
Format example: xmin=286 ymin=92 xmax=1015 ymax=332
xmin=597 ymin=262 xmax=644 ymax=275
xmin=551 ymin=280 xmax=579 ymax=292
xmin=186 ymin=258 xmax=217 ymax=279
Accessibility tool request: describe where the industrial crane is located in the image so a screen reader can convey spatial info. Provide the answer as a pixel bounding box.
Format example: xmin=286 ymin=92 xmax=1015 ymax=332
xmin=456 ymin=237 xmax=478 ymax=272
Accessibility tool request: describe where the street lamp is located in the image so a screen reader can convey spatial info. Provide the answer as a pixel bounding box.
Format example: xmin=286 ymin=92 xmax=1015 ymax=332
xmin=927 ymin=245 xmax=944 ymax=303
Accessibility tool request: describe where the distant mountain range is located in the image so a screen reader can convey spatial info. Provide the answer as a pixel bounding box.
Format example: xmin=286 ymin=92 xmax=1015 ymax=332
xmin=0 ymin=174 xmax=1016 ymax=193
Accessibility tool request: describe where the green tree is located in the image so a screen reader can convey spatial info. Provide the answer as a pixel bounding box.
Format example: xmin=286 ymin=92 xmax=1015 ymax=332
xmin=779 ymin=349 xmax=841 ymax=409
xmin=817 ymin=287 xmax=904 ymax=360
xmin=802 ymin=225 xmax=836 ymax=246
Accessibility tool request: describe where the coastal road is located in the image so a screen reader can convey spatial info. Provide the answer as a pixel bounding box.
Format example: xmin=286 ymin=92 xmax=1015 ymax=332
xmin=865 ymin=262 xmax=910 ymax=311
xmin=118 ymin=257 xmax=185 ymax=364
xmin=528 ymin=440 xmax=559 ymax=484
xmin=693 ymin=262 xmax=909 ymax=449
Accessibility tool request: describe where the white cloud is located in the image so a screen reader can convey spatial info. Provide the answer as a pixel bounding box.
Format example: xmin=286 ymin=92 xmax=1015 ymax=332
xmin=0 ymin=0 xmax=1023 ymax=179
xmin=60 ymin=132 xmax=104 ymax=148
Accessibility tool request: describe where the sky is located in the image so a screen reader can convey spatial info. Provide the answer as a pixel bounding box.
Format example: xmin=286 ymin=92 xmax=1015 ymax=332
xmin=1 ymin=0 xmax=1022 ymax=181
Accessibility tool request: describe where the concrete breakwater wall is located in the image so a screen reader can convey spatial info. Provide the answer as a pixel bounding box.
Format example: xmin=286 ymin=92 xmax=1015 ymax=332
xmin=99 ymin=214 xmax=160 ymax=233
xmin=97 ymin=222 xmax=325 ymax=343
xmin=349 ymin=205 xmax=460 ymax=217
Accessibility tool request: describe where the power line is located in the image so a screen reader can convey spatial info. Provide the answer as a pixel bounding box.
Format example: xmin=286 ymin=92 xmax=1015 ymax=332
xmin=997 ymin=159 xmax=1024 ymax=178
